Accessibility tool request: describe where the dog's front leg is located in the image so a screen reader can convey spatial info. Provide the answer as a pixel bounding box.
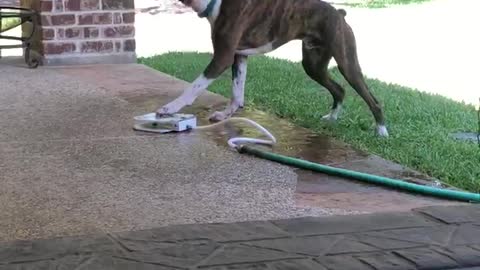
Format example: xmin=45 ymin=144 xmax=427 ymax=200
xmin=156 ymin=74 xmax=214 ymax=116
xmin=156 ymin=35 xmax=240 ymax=117
xmin=210 ymin=54 xmax=248 ymax=122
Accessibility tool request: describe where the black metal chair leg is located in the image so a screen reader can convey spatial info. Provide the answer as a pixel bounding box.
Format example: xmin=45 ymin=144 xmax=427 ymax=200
xmin=1 ymin=6 xmax=39 ymax=68
xmin=24 ymin=42 xmax=38 ymax=68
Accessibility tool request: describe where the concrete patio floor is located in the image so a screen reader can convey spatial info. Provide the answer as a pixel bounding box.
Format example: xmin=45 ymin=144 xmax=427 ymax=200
xmin=0 ymin=59 xmax=462 ymax=243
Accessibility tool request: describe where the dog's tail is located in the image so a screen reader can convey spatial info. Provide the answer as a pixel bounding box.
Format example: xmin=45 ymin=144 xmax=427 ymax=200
xmin=338 ymin=9 xmax=347 ymax=17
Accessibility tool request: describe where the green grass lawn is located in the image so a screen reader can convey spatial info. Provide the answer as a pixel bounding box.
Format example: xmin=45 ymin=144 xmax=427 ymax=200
xmin=139 ymin=52 xmax=480 ymax=192
xmin=1 ymin=18 xmax=21 ymax=33
xmin=345 ymin=0 xmax=432 ymax=8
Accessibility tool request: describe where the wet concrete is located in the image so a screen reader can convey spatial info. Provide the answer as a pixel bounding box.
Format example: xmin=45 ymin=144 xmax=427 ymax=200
xmin=157 ymin=100 xmax=459 ymax=213
xmin=194 ymin=110 xmax=462 ymax=213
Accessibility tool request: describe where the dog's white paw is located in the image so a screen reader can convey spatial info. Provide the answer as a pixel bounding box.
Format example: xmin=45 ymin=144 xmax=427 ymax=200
xmin=156 ymin=101 xmax=184 ymax=116
xmin=322 ymin=105 xmax=342 ymax=122
xmin=376 ymin=125 xmax=389 ymax=137
xmin=322 ymin=113 xmax=338 ymax=122
xmin=209 ymin=111 xmax=229 ymax=122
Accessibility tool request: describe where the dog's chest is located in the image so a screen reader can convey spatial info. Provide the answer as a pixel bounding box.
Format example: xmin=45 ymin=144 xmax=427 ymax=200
xmin=235 ymin=42 xmax=275 ymax=56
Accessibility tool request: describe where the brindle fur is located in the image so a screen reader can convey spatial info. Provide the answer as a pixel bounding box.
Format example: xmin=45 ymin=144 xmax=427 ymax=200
xmin=176 ymin=0 xmax=386 ymax=130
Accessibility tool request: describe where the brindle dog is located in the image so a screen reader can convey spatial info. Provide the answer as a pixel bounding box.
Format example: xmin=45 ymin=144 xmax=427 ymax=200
xmin=157 ymin=0 xmax=389 ymax=137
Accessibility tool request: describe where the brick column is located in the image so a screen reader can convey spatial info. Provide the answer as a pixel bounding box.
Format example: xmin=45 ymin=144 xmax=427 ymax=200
xmin=21 ymin=0 xmax=136 ymax=65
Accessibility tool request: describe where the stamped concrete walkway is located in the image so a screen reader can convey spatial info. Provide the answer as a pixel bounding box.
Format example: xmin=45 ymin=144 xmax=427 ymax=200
xmin=1 ymin=204 xmax=480 ymax=269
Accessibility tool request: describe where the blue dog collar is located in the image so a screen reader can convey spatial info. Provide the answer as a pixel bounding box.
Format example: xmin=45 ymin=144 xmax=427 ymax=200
xmin=198 ymin=0 xmax=217 ymax=18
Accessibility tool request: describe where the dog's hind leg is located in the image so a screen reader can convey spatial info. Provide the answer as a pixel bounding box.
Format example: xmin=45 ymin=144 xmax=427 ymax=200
xmin=302 ymin=42 xmax=346 ymax=122
xmin=332 ymin=23 xmax=388 ymax=137
xmin=209 ymin=54 xmax=248 ymax=122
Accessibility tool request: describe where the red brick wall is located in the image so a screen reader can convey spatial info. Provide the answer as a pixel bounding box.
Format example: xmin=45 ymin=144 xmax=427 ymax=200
xmin=23 ymin=0 xmax=136 ymax=65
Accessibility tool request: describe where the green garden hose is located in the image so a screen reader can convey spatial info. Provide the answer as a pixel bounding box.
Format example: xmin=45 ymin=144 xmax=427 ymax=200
xmin=238 ymin=145 xmax=480 ymax=203
xmin=137 ymin=112 xmax=480 ymax=203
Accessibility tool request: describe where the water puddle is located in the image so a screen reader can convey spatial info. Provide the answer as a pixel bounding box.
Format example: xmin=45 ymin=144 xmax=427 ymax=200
xmin=450 ymin=132 xmax=480 ymax=143
xmin=124 ymin=93 xmax=459 ymax=212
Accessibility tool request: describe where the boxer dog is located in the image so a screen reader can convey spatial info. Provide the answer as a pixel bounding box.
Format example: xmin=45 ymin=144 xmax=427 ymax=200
xmin=156 ymin=0 xmax=389 ymax=137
